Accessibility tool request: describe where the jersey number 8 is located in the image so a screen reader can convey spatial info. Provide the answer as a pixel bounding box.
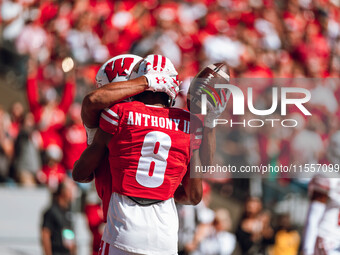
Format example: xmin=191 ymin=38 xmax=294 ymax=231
xmin=136 ymin=131 xmax=172 ymax=188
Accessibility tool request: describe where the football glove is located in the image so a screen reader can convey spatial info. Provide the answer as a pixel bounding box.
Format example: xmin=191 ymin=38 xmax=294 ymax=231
xmin=204 ymin=89 xmax=229 ymax=128
xmin=144 ymin=72 xmax=180 ymax=100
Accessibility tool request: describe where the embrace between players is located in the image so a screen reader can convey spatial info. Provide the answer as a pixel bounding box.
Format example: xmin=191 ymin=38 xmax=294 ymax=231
xmin=72 ymin=54 xmax=227 ymax=255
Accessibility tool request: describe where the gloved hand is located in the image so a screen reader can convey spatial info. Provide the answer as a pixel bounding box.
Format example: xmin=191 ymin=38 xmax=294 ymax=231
xmin=144 ymin=72 xmax=180 ymax=100
xmin=204 ymin=89 xmax=229 ymax=128
xmin=129 ymin=55 xmax=180 ymax=100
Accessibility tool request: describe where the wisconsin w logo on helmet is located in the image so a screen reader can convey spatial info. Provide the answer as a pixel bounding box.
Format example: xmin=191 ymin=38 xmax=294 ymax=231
xmin=104 ymin=58 xmax=135 ymax=82
xmin=96 ymin=54 xmax=143 ymax=88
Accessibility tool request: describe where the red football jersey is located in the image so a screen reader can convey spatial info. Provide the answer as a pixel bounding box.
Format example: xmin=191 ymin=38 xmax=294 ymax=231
xmin=94 ymin=158 xmax=111 ymax=222
xmin=99 ymin=101 xmax=202 ymax=201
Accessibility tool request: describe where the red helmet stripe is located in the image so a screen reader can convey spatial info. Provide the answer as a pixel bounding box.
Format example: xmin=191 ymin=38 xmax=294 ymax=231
xmin=161 ymin=56 xmax=166 ymax=70
xmin=153 ymin=55 xmax=158 ymax=70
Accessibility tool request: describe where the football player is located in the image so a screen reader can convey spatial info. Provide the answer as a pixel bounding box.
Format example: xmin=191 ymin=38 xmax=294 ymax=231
xmin=313 ymin=131 xmax=340 ymax=255
xmin=303 ymin=175 xmax=328 ymax=255
xmin=303 ymin=131 xmax=340 ymax=255
xmin=313 ymin=177 xmax=340 ymax=255
xmin=73 ymin=55 xmax=203 ymax=254
xmin=81 ymin=54 xmax=226 ymax=224
xmin=81 ymin=54 xmax=179 ymax=222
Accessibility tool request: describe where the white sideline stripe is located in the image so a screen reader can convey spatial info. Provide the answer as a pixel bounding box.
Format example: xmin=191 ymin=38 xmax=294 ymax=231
xmin=101 ymin=113 xmax=118 ymax=126
xmin=104 ymin=108 xmax=119 ymax=119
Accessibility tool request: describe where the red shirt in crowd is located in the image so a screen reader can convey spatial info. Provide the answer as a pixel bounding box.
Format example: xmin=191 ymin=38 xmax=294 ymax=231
xmin=62 ymin=123 xmax=87 ymax=171
xmin=26 ymin=72 xmax=75 ymax=148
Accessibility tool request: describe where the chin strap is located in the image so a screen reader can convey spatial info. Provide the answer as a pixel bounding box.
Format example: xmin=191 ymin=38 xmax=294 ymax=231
xmin=168 ymin=97 xmax=176 ymax=107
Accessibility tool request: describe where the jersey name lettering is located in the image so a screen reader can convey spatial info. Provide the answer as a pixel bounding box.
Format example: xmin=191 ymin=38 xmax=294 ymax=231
xmin=126 ymin=111 xmax=190 ymax=133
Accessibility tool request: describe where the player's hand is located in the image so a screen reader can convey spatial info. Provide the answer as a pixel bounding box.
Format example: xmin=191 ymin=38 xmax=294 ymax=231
xmin=144 ymin=73 xmax=180 ymax=100
xmin=129 ymin=55 xmax=180 ymax=100
xmin=204 ymin=89 xmax=228 ymax=128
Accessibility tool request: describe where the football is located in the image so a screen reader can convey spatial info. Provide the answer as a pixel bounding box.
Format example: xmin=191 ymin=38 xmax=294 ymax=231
xmin=187 ymin=63 xmax=230 ymax=114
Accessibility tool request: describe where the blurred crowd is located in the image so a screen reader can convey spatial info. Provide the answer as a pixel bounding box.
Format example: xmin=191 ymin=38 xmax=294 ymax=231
xmin=1 ymin=0 xmax=340 ymax=254
xmin=0 ymin=0 xmax=339 ymax=180
xmin=2 ymin=0 xmax=340 ymax=82
xmin=177 ymin=185 xmax=301 ymax=255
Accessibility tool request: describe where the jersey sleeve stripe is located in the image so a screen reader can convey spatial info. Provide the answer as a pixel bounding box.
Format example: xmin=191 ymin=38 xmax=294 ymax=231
xmin=101 ymin=113 xmax=118 ymax=126
xmin=104 ymin=108 xmax=119 ymax=119
xmin=102 ymin=111 xmax=119 ymax=123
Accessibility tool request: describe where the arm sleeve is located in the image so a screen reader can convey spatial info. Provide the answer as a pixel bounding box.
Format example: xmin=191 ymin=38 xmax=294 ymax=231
xmin=99 ymin=105 xmax=122 ymax=135
xmin=59 ymin=81 xmax=75 ymax=113
xmin=84 ymin=125 xmax=97 ymax=145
